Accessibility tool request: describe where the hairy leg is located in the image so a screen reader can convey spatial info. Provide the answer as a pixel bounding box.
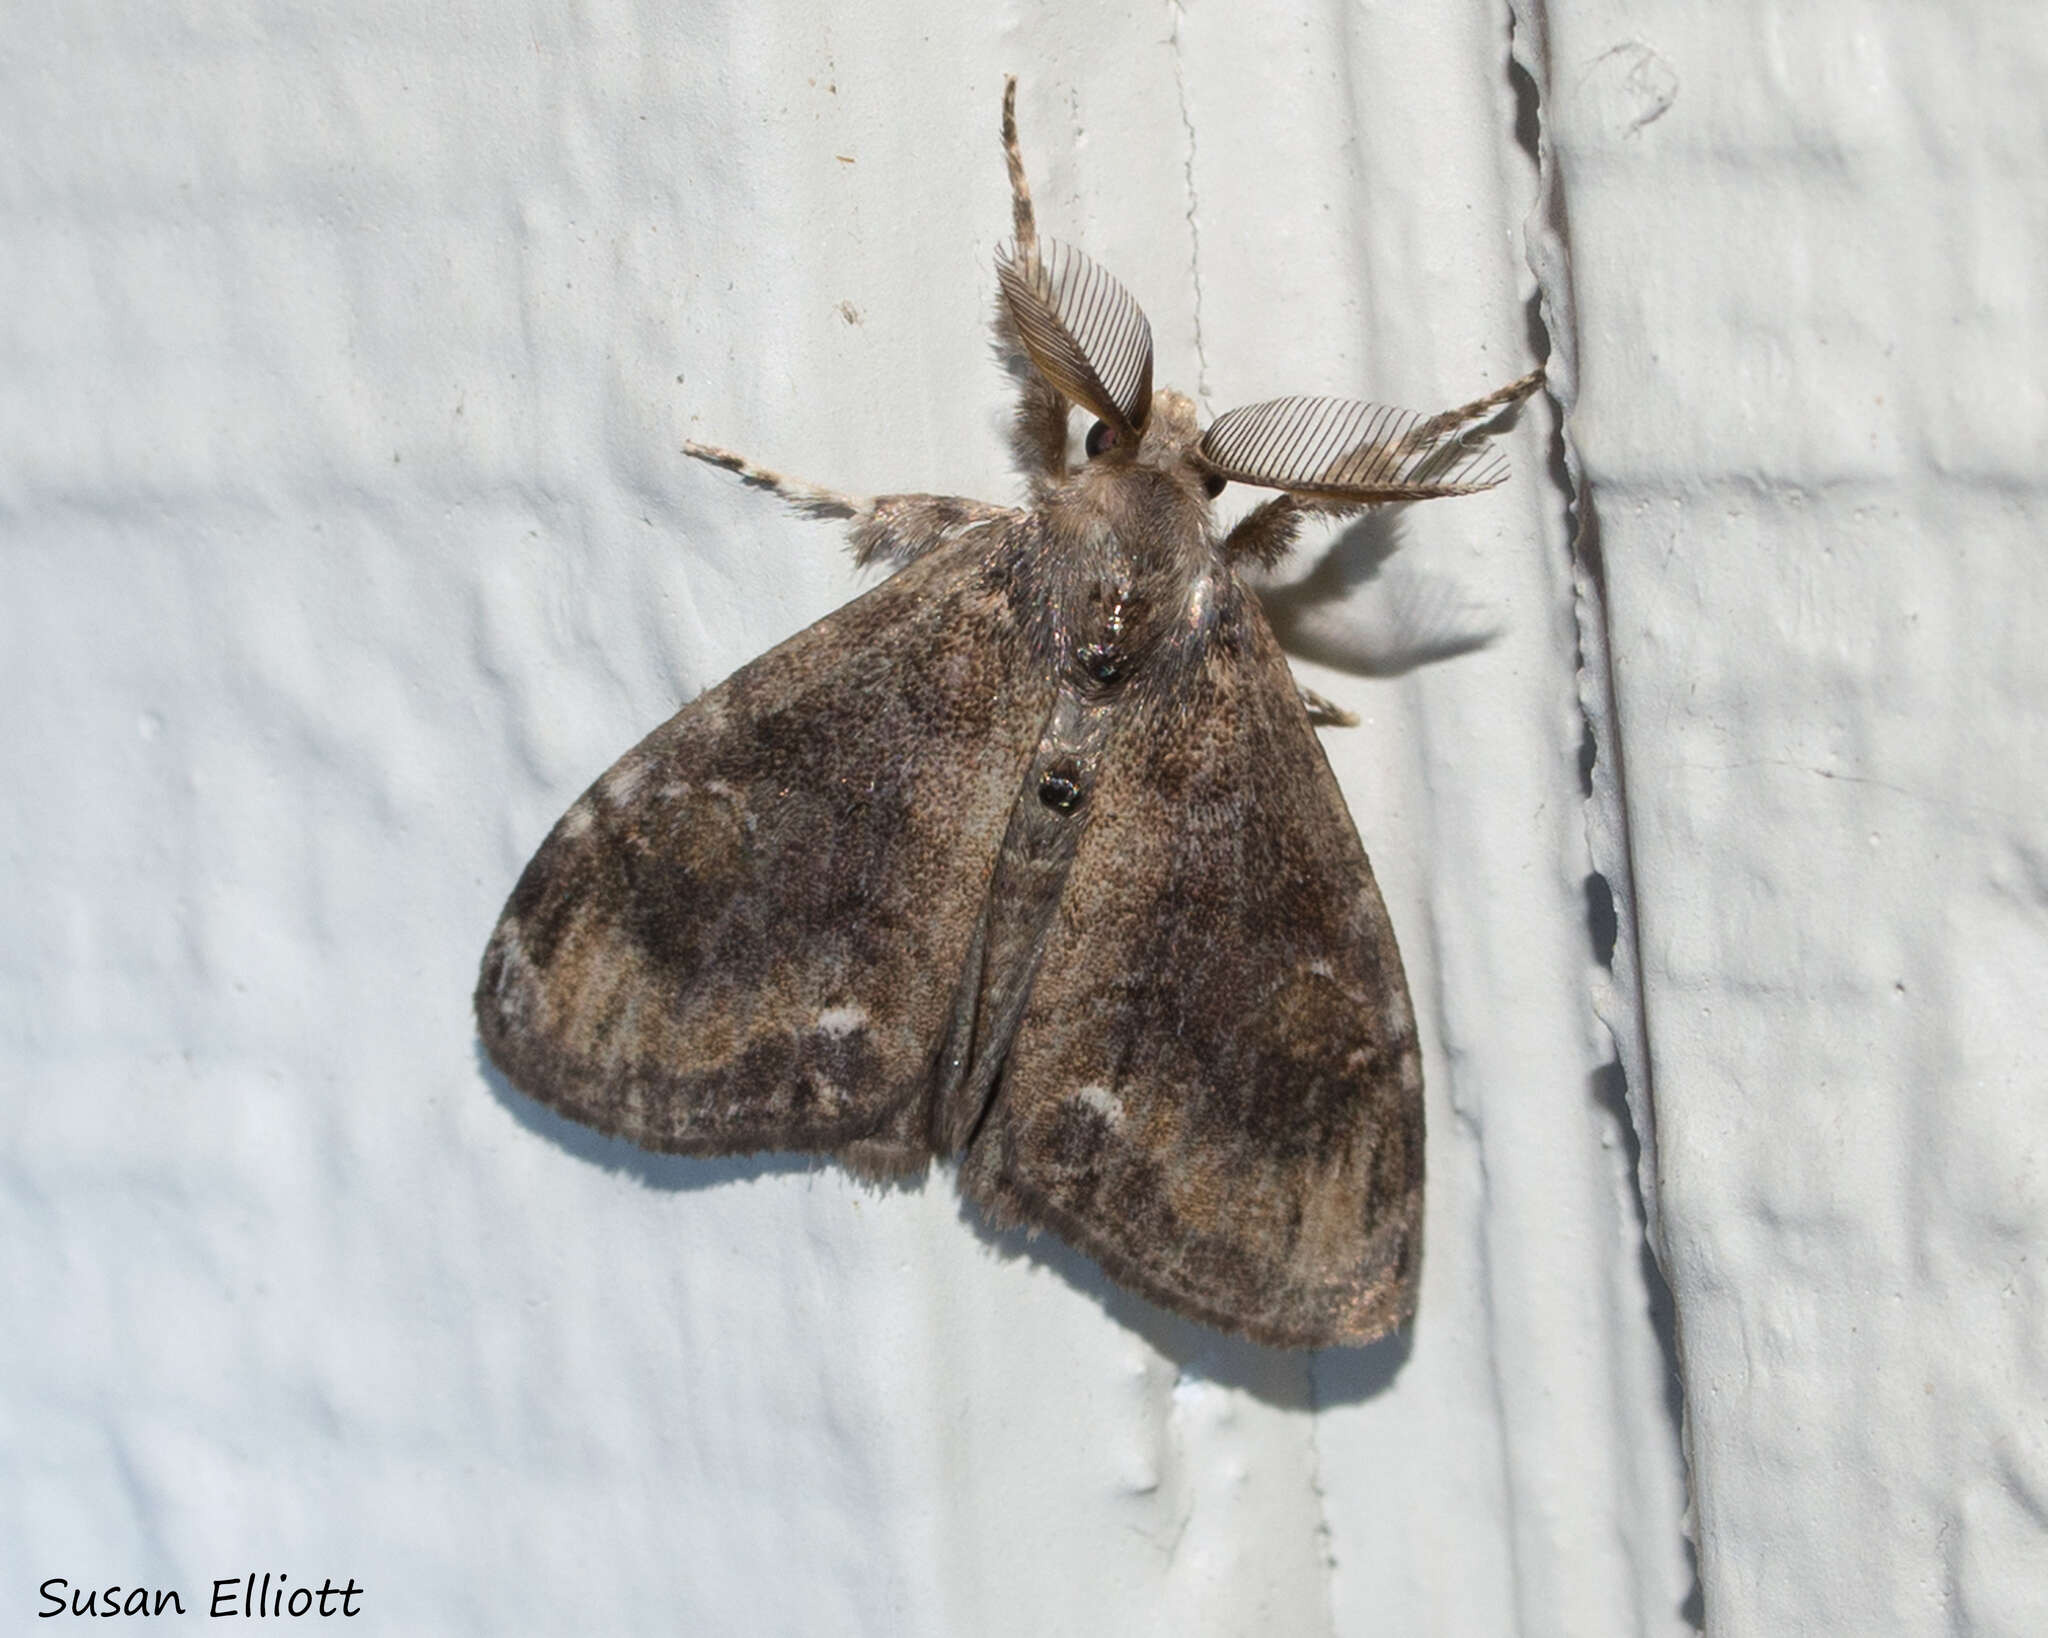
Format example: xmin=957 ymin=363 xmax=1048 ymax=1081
xmin=683 ymin=441 xmax=867 ymax=519
xmin=1297 ymin=683 xmax=1360 ymax=728
xmin=1223 ymin=494 xmax=1360 ymax=568
xmin=684 ymin=442 xmax=1019 ymax=570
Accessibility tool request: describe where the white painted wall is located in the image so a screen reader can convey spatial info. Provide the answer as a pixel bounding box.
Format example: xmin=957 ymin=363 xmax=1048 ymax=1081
xmin=4 ymin=1 xmax=2037 ymax=1633
xmin=1521 ymin=3 xmax=2048 ymax=1633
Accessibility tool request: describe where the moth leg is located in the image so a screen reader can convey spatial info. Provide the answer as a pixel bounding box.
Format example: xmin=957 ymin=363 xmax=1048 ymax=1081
xmin=995 ymin=77 xmax=1070 ymax=497
xmin=1223 ymin=493 xmax=1362 ymax=568
xmin=684 ymin=441 xmax=869 ymax=520
xmin=851 ymin=494 xmax=1025 ymax=569
xmin=687 ymin=442 xmax=1021 ymax=568
xmin=1297 ymin=684 xmax=1359 ymax=728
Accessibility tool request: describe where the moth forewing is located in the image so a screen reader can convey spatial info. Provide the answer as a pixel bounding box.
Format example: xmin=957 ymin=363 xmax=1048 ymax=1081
xmin=475 ymin=534 xmax=1054 ymax=1179
xmin=476 ymin=75 xmax=1538 ymax=1349
xmin=955 ymin=565 xmax=1427 ymax=1348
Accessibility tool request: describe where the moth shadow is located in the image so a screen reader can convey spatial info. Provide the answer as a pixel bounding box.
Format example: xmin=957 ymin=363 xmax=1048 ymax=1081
xmin=479 ymin=1040 xmax=1407 ymax=1398
xmin=1257 ymin=506 xmax=1500 ymax=680
xmin=954 ymin=1190 xmax=1412 ymax=1408
xmin=474 ymin=1040 xmax=834 ymax=1192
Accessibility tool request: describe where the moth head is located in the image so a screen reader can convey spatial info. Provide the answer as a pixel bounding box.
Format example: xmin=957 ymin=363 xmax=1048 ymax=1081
xmin=998 ymin=235 xmax=1523 ymax=513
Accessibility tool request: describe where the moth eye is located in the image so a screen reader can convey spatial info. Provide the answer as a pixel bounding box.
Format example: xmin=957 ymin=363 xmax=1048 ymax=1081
xmin=1037 ymin=772 xmax=1085 ymax=814
xmin=1202 ymin=471 xmax=1226 ymax=499
xmin=1077 ymin=644 xmax=1124 ymax=686
xmin=1084 ymin=420 xmax=1118 ymax=458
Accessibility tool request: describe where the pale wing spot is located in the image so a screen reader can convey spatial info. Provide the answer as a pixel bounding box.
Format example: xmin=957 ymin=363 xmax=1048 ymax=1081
xmin=491 ymin=923 xmax=527 ymax=972
xmin=815 ymin=1004 xmax=869 ymax=1038
xmin=602 ymin=756 xmax=651 ymax=805
xmin=484 ymin=924 xmax=534 ymax=1014
xmin=700 ymin=778 xmax=759 ymax=835
xmin=557 ymin=798 xmax=596 ymax=839
xmin=1073 ymin=1083 xmax=1124 ymax=1125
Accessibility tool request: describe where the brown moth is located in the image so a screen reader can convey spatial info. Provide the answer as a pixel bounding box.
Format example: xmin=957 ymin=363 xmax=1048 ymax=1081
xmin=476 ymin=79 xmax=1540 ymax=1348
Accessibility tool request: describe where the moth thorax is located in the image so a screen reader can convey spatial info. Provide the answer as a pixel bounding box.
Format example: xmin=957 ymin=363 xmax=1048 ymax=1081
xmin=1065 ymin=584 xmax=1133 ymax=695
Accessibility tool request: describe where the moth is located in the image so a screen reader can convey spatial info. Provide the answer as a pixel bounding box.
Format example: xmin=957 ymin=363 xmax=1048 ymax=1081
xmin=477 ymin=80 xmax=1539 ymax=1348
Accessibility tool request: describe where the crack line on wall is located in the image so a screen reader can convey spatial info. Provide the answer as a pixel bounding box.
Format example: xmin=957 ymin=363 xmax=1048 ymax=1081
xmin=1506 ymin=1 xmax=1705 ymax=1627
xmin=1167 ymin=0 xmax=1211 ymax=405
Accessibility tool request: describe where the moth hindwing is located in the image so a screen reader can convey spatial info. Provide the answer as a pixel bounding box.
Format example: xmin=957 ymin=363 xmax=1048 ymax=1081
xmin=476 ymin=76 xmax=1540 ymax=1349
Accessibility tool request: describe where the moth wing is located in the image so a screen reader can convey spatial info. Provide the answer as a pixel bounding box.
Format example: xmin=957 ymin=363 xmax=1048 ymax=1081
xmin=478 ymin=525 xmax=1052 ymax=1177
xmin=959 ymin=578 xmax=1423 ymax=1346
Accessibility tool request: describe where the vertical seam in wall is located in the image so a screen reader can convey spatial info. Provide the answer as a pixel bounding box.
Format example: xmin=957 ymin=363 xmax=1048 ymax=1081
xmin=1506 ymin=0 xmax=1659 ymax=1259
xmin=1505 ymin=1 xmax=1705 ymax=1627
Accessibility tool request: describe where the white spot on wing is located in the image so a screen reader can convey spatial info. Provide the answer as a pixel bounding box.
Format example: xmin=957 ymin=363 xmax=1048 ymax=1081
xmin=603 ymin=756 xmax=650 ymax=805
xmin=487 ymin=924 xmax=532 ymax=1001
xmin=816 ymin=1004 xmax=869 ymax=1037
xmin=558 ymin=798 xmax=596 ymax=839
xmin=1073 ymin=1083 xmax=1124 ymax=1125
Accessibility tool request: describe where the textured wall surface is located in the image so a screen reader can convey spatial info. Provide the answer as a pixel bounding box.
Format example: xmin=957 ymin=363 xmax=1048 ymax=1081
xmin=1521 ymin=2 xmax=2048 ymax=1633
xmin=7 ymin=0 xmax=2034 ymax=1634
